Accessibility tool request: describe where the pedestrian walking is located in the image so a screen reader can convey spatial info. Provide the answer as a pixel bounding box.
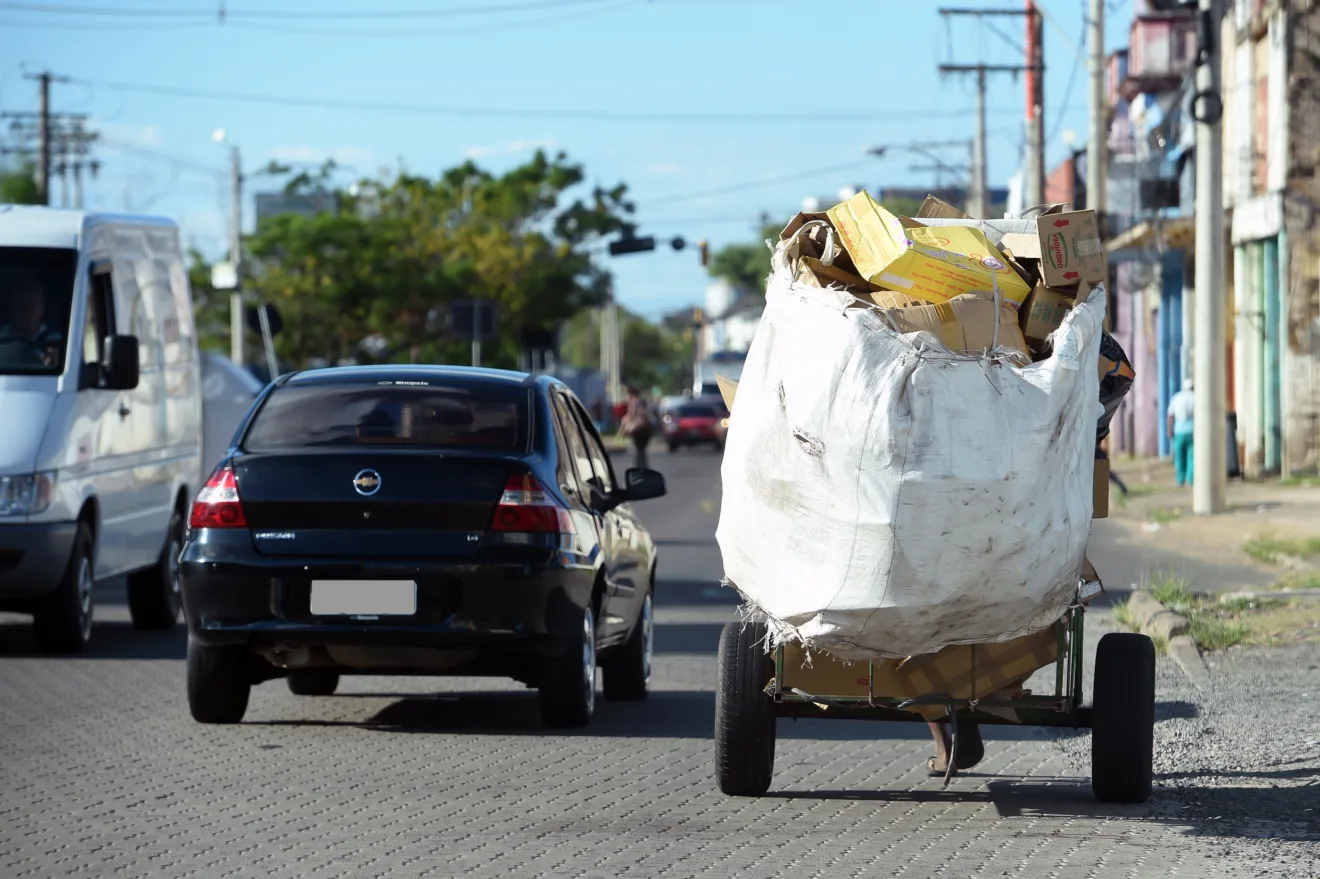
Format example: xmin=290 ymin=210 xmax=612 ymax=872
xmin=620 ymin=386 xmax=653 ymax=470
xmin=1100 ymin=437 xmax=1128 ymax=496
xmin=1167 ymin=378 xmax=1195 ymax=486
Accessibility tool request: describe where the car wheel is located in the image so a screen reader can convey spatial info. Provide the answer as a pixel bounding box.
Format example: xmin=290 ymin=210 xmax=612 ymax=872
xmin=668 ymin=441 xmax=679 ymax=453
xmin=1091 ymin=632 xmax=1155 ymax=803
xmin=186 ymin=637 xmax=251 ymax=724
xmin=287 ymin=668 xmax=340 ymax=696
xmin=603 ymin=591 xmax=652 ymax=701
xmin=33 ymin=522 xmax=95 ymax=654
xmin=715 ymin=620 xmax=776 ymax=797
xmin=539 ymin=605 xmax=596 ymax=728
xmin=128 ymin=507 xmax=184 ymax=631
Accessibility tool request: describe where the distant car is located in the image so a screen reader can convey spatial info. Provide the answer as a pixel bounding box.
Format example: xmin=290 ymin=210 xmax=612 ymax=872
xmin=180 ymin=365 xmax=668 ymax=729
xmin=663 ymin=401 xmax=728 ymax=452
xmin=200 ymin=351 xmax=263 ymax=476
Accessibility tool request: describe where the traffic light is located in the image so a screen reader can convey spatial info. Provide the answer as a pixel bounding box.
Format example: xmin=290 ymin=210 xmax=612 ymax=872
xmin=698 ymin=239 xmax=709 ymax=267
xmin=691 ymin=306 xmax=704 ymax=328
xmin=608 ymin=236 xmax=657 ymax=256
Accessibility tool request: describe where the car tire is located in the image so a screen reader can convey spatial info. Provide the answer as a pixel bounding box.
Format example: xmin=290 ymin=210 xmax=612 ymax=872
xmin=1091 ymin=632 xmax=1156 ymax=804
xmin=715 ymin=620 xmax=776 ymax=797
xmin=287 ymin=668 xmax=340 ymax=696
xmin=33 ymin=522 xmax=95 ymax=654
xmin=603 ymin=591 xmax=652 ymax=701
xmin=539 ymin=605 xmax=596 ymax=729
xmin=668 ymin=441 xmax=679 ymax=453
xmin=713 ymin=440 xmax=725 ymax=453
xmin=187 ymin=637 xmax=251 ymax=724
xmin=127 ymin=506 xmax=184 ymax=631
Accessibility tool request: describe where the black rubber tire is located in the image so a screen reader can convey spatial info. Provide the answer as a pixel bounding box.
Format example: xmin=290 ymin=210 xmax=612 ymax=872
xmin=187 ymin=637 xmax=251 ymax=724
xmin=714 ymin=621 xmax=776 ymax=797
xmin=128 ymin=507 xmax=184 ymax=631
xmin=603 ymin=591 xmax=651 ymax=701
xmin=287 ymin=669 xmax=340 ymax=696
xmin=33 ymin=522 xmax=95 ymax=654
xmin=1091 ymin=631 xmax=1156 ymax=804
xmin=668 ymin=441 xmax=679 ymax=453
xmin=713 ymin=441 xmax=725 ymax=453
xmin=539 ymin=605 xmax=596 ymax=729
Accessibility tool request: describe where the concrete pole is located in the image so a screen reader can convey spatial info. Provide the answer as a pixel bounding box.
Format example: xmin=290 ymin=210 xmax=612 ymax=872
xmin=971 ymin=72 xmax=989 ymax=218
xmin=229 ymin=144 xmax=245 ymax=367
xmin=1086 ymin=0 xmax=1108 ymax=215
xmin=1193 ymin=0 xmax=1227 ymax=514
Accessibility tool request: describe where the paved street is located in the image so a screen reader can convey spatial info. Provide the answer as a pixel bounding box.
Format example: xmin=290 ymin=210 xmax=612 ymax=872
xmin=1 ymin=449 xmax=1317 ymax=878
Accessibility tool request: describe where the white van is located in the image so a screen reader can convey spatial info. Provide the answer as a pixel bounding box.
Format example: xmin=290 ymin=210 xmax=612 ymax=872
xmin=0 ymin=206 xmax=202 ymax=652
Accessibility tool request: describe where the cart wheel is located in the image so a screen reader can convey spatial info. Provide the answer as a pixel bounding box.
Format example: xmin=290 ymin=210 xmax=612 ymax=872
xmin=1091 ymin=631 xmax=1156 ymax=804
xmin=715 ymin=620 xmax=776 ymax=797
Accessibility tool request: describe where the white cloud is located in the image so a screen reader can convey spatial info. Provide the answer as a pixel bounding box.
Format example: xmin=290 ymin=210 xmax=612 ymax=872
xmin=463 ymin=138 xmax=558 ymax=160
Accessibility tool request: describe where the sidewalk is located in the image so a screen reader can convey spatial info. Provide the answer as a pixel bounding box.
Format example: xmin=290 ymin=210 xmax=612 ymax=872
xmin=1095 ymin=456 xmax=1320 ymax=594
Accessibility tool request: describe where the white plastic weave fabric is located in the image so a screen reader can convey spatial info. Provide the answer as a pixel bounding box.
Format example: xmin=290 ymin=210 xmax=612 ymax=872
xmin=716 ymin=252 xmax=1103 ymax=659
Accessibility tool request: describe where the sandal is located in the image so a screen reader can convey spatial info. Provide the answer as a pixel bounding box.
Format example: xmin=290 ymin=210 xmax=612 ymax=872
xmin=925 ymin=720 xmax=987 ymax=776
xmin=926 ymin=756 xmax=956 ymax=777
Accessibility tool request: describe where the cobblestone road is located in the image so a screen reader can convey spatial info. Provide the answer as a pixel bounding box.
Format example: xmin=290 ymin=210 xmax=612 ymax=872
xmin=1 ymin=451 xmax=1315 ymax=878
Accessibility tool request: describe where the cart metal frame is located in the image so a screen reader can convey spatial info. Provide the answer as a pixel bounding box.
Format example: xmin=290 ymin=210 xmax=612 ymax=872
xmin=767 ymin=602 xmax=1092 ymax=731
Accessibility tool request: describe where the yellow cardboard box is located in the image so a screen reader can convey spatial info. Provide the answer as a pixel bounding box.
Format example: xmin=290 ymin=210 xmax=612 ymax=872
xmin=827 ymin=192 xmax=1032 ymax=308
xmin=885 ymin=294 xmax=1031 ymax=365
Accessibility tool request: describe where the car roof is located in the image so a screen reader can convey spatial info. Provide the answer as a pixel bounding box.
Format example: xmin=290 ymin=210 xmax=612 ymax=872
xmin=282 ymin=363 xmax=563 ymax=393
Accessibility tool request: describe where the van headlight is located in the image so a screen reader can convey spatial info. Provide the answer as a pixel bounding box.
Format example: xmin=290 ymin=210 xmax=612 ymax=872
xmin=0 ymin=472 xmax=56 ymax=516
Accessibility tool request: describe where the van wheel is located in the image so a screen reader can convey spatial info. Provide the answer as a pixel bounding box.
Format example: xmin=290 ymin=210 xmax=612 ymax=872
xmin=187 ymin=638 xmax=251 ymax=724
xmin=128 ymin=507 xmax=184 ymax=630
xmin=34 ymin=523 xmax=95 ymax=654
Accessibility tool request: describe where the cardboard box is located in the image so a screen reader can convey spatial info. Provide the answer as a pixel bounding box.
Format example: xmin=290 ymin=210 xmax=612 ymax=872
xmin=1020 ymin=281 xmax=1085 ymax=350
xmin=885 ymin=294 xmax=1031 ymax=365
xmin=826 ymin=192 xmax=1032 ymax=308
xmin=781 ymin=212 xmax=860 ymax=276
xmin=1093 ymin=458 xmax=1109 ymax=518
xmin=1000 ymin=210 xmax=1106 ymax=288
xmin=779 ymin=625 xmax=1060 ymax=721
xmin=865 ymin=289 xmax=928 ymax=309
xmin=794 ymin=256 xmax=886 ymax=298
xmin=916 ymin=194 xmax=970 ymax=220
xmin=715 ymin=375 xmax=738 ymax=411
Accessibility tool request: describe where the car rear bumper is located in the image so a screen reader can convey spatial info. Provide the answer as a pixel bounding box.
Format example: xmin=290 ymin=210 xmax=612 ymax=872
xmin=180 ymin=545 xmax=594 ymax=654
xmin=665 ymin=430 xmax=723 ymax=443
xmin=0 ymin=521 xmax=76 ymax=605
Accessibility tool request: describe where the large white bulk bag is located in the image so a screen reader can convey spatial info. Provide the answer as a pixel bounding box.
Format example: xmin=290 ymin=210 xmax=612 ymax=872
xmin=716 ymin=250 xmax=1103 ymax=659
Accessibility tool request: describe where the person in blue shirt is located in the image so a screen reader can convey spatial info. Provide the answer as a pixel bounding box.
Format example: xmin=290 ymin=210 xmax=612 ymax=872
xmin=1167 ymin=379 xmax=1195 ymax=486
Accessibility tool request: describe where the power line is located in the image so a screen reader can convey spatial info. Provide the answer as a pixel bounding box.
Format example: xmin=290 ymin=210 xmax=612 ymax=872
xmin=59 ymin=75 xmax=1047 ymax=124
xmin=643 ymin=159 xmax=875 ymax=206
xmin=97 ymin=139 xmax=224 ymax=176
xmin=0 ymin=0 xmax=608 ymax=19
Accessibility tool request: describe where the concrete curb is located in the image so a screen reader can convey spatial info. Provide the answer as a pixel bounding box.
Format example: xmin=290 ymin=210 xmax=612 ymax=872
xmin=1123 ymin=591 xmax=1210 ymax=689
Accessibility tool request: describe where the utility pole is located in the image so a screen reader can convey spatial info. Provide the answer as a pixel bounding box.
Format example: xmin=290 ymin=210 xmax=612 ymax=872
xmin=938 ymin=7 xmax=1042 ymax=208
xmin=1086 ymin=0 xmax=1108 ymax=216
xmin=974 ymin=68 xmax=989 ymax=217
xmin=1192 ymin=0 xmax=1226 ymax=514
xmin=1024 ymin=0 xmax=1045 ymax=206
xmin=36 ymin=72 xmax=50 ymax=206
xmin=228 ymin=144 xmax=245 ymax=367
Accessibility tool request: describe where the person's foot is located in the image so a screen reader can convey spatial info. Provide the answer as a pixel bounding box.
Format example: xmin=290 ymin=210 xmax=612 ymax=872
xmin=926 ymin=719 xmax=985 ymax=775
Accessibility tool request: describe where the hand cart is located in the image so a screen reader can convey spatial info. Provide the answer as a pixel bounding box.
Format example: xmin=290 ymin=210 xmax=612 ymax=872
xmin=713 ymin=598 xmax=1156 ymax=804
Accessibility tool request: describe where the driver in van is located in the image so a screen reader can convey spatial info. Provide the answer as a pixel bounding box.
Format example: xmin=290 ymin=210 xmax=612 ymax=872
xmin=0 ymin=280 xmax=62 ymax=367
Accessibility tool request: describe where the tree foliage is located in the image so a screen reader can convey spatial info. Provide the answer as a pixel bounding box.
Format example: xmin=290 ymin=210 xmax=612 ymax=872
xmin=706 ymin=223 xmax=779 ymax=295
xmin=0 ymin=161 xmax=40 ymax=205
xmin=197 ymin=151 xmax=646 ymax=371
xmin=558 ymin=306 xmax=694 ymax=395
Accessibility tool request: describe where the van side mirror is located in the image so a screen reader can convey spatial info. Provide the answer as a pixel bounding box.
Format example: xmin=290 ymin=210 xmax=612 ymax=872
xmin=102 ymin=335 xmax=140 ymax=390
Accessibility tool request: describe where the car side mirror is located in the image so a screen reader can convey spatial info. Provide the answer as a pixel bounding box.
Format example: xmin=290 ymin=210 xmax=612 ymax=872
xmin=623 ymin=467 xmax=667 ymax=502
xmin=102 ymin=335 xmax=140 ymax=390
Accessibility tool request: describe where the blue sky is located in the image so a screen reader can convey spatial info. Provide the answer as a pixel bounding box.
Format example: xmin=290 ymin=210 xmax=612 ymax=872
xmin=0 ymin=0 xmax=1135 ymax=320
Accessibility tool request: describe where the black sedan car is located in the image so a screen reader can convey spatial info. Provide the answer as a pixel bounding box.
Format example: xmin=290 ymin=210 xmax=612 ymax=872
xmin=180 ymin=365 xmax=667 ymax=729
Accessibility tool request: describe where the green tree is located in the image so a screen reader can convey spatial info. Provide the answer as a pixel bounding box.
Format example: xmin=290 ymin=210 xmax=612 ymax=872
xmin=706 ymin=223 xmax=779 ymax=295
xmin=559 ymin=307 xmax=694 ymax=395
xmin=0 ymin=161 xmax=40 ymax=205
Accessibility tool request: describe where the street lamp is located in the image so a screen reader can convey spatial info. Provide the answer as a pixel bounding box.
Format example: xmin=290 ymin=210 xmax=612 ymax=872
xmin=212 ymin=129 xmax=245 ymax=366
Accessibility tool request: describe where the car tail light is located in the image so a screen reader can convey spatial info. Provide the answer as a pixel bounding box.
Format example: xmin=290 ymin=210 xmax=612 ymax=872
xmin=189 ymin=466 xmax=249 ymax=529
xmin=491 ymin=473 xmax=575 ymax=533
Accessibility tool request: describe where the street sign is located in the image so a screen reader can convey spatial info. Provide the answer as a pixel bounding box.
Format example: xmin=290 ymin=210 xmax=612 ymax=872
xmin=245 ymin=303 xmax=284 ymax=337
xmin=451 ymin=299 xmax=498 ymax=342
xmin=211 ymin=262 xmax=238 ymax=291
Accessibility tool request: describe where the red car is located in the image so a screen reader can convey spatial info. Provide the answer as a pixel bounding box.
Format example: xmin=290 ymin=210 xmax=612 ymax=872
xmin=663 ymin=402 xmax=728 ymax=452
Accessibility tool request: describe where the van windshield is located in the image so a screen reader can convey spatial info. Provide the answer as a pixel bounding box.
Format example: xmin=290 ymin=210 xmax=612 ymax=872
xmin=0 ymin=247 xmax=77 ymax=376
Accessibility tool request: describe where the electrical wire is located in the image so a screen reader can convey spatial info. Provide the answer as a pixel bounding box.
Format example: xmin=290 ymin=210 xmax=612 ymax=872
xmin=1046 ymin=13 xmax=1088 ymax=145
xmin=0 ymin=0 xmax=609 ymax=20
xmin=97 ymin=139 xmax=224 ymax=176
xmin=61 ymin=75 xmax=1022 ymax=124
xmin=643 ymin=159 xmax=875 ymax=206
xmin=219 ymin=0 xmax=626 ymax=38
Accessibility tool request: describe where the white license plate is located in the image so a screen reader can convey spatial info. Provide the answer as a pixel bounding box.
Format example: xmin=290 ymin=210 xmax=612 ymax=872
xmin=310 ymin=580 xmax=417 ymax=616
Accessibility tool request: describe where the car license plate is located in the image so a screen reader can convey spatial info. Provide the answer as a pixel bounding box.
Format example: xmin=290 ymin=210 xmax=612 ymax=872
xmin=310 ymin=580 xmax=417 ymax=616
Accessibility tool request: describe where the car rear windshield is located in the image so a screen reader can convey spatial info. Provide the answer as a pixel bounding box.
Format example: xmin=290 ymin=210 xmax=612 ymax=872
xmin=0 ymin=247 xmax=77 ymax=376
xmin=677 ymin=404 xmax=719 ymax=418
xmin=243 ymin=381 xmax=531 ymax=452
